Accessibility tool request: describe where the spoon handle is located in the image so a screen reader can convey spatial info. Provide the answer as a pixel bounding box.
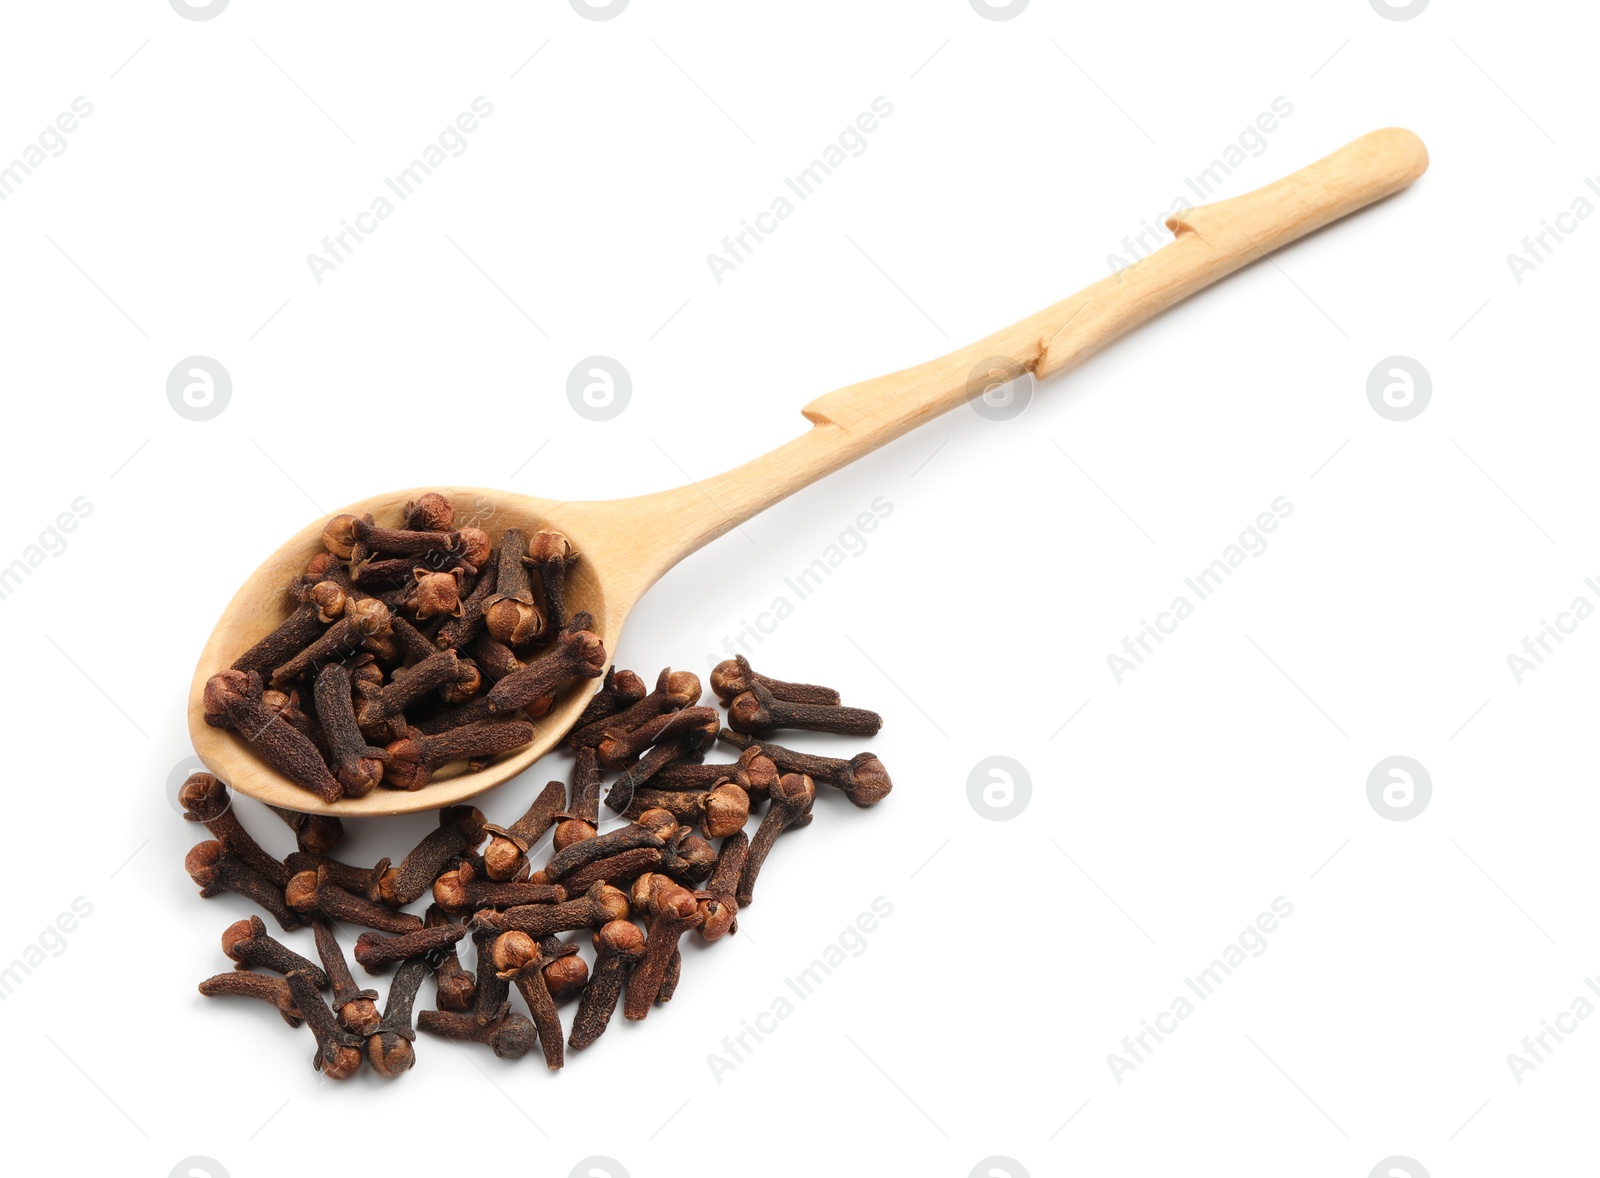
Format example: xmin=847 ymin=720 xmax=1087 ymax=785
xmin=589 ymin=129 xmax=1427 ymax=589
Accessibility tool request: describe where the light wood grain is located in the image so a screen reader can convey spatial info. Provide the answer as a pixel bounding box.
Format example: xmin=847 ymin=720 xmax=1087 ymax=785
xmin=189 ymin=128 xmax=1427 ymax=815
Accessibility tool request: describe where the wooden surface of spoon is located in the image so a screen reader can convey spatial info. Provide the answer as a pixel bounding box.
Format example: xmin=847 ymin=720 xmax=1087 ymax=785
xmin=188 ymin=128 xmax=1429 ymax=815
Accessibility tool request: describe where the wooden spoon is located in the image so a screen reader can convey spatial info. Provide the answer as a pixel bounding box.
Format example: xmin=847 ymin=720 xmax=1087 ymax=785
xmin=189 ymin=128 xmax=1428 ymax=816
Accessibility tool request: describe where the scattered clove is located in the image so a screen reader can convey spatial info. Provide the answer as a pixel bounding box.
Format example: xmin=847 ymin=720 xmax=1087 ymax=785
xmin=426 ymin=903 xmax=476 ymax=1012
xmin=222 ymin=915 xmax=326 ymax=986
xmin=482 ymin=780 xmax=566 ymax=881
xmin=198 ymin=971 xmax=304 ymax=1027
xmin=719 ymin=729 xmax=892 ymax=807
xmin=367 ymin=956 xmax=428 ymax=1077
xmin=737 ymin=773 xmax=816 ymax=906
xmin=492 ymin=931 xmax=569 ymax=1070
xmin=287 ymin=968 xmax=365 ymax=1079
xmin=312 ymin=917 xmax=381 ymax=1037
xmin=184 ymin=605 xmax=897 ymax=1079
xmin=181 ymin=773 xmax=292 ymax=886
xmin=354 ymin=923 xmax=467 ymax=974
xmin=623 ymin=875 xmax=703 ymax=1020
xmin=568 ymin=919 xmax=645 ymax=1050
xmin=727 ymin=677 xmax=882 ymax=738
xmin=186 ymin=840 xmax=302 ymax=930
xmin=710 ymin=655 xmax=842 ymax=707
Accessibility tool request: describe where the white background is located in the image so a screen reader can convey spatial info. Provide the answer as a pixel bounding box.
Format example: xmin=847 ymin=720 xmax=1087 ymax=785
xmin=0 ymin=1 xmax=1594 ymax=1175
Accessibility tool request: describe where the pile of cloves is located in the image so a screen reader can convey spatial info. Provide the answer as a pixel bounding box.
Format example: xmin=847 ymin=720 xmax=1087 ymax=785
xmin=184 ymin=652 xmax=892 ymax=1077
xmin=204 ymin=492 xmax=604 ymax=802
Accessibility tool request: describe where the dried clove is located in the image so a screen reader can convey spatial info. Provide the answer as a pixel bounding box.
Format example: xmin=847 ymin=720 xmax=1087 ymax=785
xmin=651 ymin=744 xmax=780 ymax=802
xmin=286 ymin=867 xmax=423 ymax=934
xmin=232 ymin=582 xmax=346 ymax=675
xmin=269 ymin=806 xmax=343 ymax=855
xmin=471 ymin=881 xmax=629 ymax=938
xmin=526 ymin=531 xmax=578 ymax=634
xmin=469 ymin=924 xmax=510 ymax=1027
xmin=482 ymin=528 xmax=545 ymax=646
xmin=314 ymin=664 xmax=390 ymax=798
xmin=595 ymin=706 xmax=721 ymax=771
xmin=621 ymin=783 xmax=749 ymax=839
xmin=463 ymin=631 xmax=523 ymax=683
xmin=287 ymin=968 xmax=365 ymax=1079
xmin=492 ymin=932 xmax=569 ymax=1070
xmin=552 ymin=845 xmax=666 ymax=895
xmin=404 ymin=492 xmax=455 ymax=533
xmin=568 ymin=920 xmax=645 ymax=1050
xmin=352 ymin=516 xmax=469 ymax=560
xmin=718 ymin=729 xmax=892 ymax=808
xmin=416 ymin=1006 xmax=537 ymax=1060
xmin=284 ymin=851 xmax=388 ymax=902
xmin=396 ymin=567 xmax=465 ymax=622
xmin=540 ymin=815 xmax=673 ymax=883
xmin=268 ymin=597 xmax=393 ymax=689
xmin=377 ymin=806 xmax=489 ymax=906
xmin=553 ymin=746 xmax=604 ymax=851
xmin=701 ymin=830 xmax=748 ymax=939
xmin=199 ymin=970 xmax=304 ymax=1027
xmin=567 ymin=668 xmax=700 ymax=748
xmin=186 ymin=840 xmax=301 ymax=930
xmin=432 ymin=861 xmax=566 ymax=916
xmin=658 ymin=828 xmax=718 ymax=886
xmin=354 ymin=923 xmax=467 ymax=974
xmin=382 ymin=721 xmax=535 ymax=791
xmin=203 ymin=671 xmax=342 ymax=803
xmin=221 ymin=915 xmax=326 ymax=986
xmin=425 ymin=904 xmax=476 ymax=1012
xmin=623 ymin=875 xmax=703 ymax=1020
xmin=311 ymin=917 xmax=381 ymax=1036
xmin=603 ymin=734 xmax=711 ymax=812
xmin=354 ymin=649 xmax=462 ymax=741
xmin=434 ymin=548 xmax=499 ymax=651
xmin=710 ymin=654 xmax=842 ymax=706
xmin=180 ymin=773 xmax=292 ymax=886
xmin=540 ymin=935 xmax=589 ymax=1004
xmin=485 ymin=622 xmax=607 ymax=715
xmin=259 ymin=686 xmax=327 ymax=756
xmin=367 ymin=956 xmax=429 ymax=1078
xmin=482 ymin=780 xmax=566 ymax=881
xmin=737 ymin=773 xmax=816 ymax=906
xmin=727 ymin=678 xmax=882 ymax=738
xmin=569 ymin=667 xmax=647 ymax=736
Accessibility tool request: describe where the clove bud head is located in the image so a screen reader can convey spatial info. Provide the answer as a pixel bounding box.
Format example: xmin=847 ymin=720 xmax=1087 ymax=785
xmin=485 ymin=597 xmax=544 ymax=646
xmin=408 ymin=569 xmax=463 ymax=622
xmin=405 ymin=492 xmax=456 ymax=532
xmin=551 ymin=819 xmax=595 ymax=853
xmin=545 ymin=952 xmax=589 ymax=1002
xmin=595 ymin=918 xmax=646 ymax=957
xmin=338 ymin=995 xmax=382 ymax=1038
xmin=284 ymin=870 xmax=320 ymax=913
xmin=322 ymin=514 xmax=359 ymax=558
xmin=178 ymin=772 xmax=229 ymax=822
xmin=701 ymin=784 xmax=749 ymax=839
xmin=346 ymin=597 xmax=393 ymax=638
xmin=456 ymin=527 xmax=492 ymax=569
xmin=699 ymin=895 xmax=735 ymax=942
xmin=634 ymin=809 xmax=679 ymax=841
xmin=480 ymin=834 xmax=529 ymax=882
xmin=184 ymin=840 xmax=227 ymax=887
xmin=307 ymin=581 xmax=347 ymax=623
xmin=367 ymin=1032 xmax=415 ymax=1078
xmin=845 ymin=753 xmax=893 ymax=807
xmin=490 ymin=931 xmax=539 ymax=975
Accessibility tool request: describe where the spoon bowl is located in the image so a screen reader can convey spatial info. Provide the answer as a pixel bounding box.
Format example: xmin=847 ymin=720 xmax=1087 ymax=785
xmin=188 ymin=129 xmax=1428 ymax=815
